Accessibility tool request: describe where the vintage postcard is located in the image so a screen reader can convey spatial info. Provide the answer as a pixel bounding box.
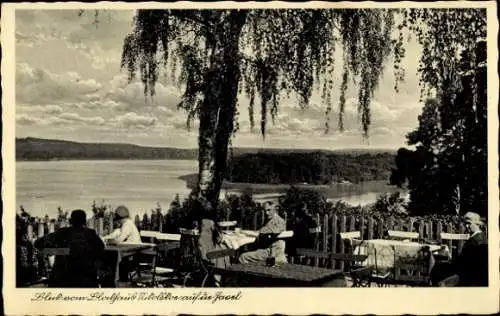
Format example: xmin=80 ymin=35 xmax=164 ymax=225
xmin=2 ymin=1 xmax=499 ymax=315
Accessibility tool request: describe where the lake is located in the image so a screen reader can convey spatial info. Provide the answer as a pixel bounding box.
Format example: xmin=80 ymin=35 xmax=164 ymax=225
xmin=16 ymin=160 xmax=402 ymax=218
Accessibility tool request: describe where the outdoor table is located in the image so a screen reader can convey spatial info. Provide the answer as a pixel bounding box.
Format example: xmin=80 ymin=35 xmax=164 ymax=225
xmin=352 ymin=239 xmax=450 ymax=272
xmin=222 ymin=231 xmax=257 ymax=249
xmin=102 ymin=242 xmax=156 ymax=285
xmin=214 ymin=262 xmax=346 ymax=287
xmin=222 ymin=230 xmax=294 ymax=250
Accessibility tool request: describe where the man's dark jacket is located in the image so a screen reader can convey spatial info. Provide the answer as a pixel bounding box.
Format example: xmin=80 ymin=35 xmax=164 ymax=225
xmin=35 ymin=227 xmax=105 ymax=287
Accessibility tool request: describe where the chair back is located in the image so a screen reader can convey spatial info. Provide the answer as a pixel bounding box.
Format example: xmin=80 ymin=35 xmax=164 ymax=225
xmin=295 ymin=248 xmax=330 ymax=267
xmin=308 ymin=226 xmax=321 ymax=234
xmin=217 ymin=221 xmax=237 ymax=232
xmin=339 ymin=231 xmax=361 ymax=240
xmin=41 ymin=248 xmax=71 ymax=273
xmin=42 ymin=248 xmax=70 ymax=256
xmin=179 ymin=228 xmax=200 ymax=236
xmin=277 ymin=230 xmax=294 ymax=239
xmin=388 ymin=230 xmax=419 ymax=240
xmin=155 ymin=232 xmax=181 ymax=242
xmin=440 ymin=233 xmax=469 ymax=241
xmin=206 ymin=248 xmax=237 ymax=260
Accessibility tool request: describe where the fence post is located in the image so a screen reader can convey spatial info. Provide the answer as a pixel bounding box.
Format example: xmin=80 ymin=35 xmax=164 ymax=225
xmin=418 ymin=220 xmax=424 ymax=240
xmin=339 ymin=215 xmax=347 ymax=271
xmin=360 ymin=216 xmax=365 ymax=240
xmin=135 ymin=215 xmax=141 ymax=230
xmin=37 ymin=222 xmax=45 ymax=239
xmin=348 ymin=215 xmax=356 ymax=232
xmin=330 ymin=214 xmax=338 ymax=268
xmin=386 ymin=217 xmax=394 ymax=232
xmin=106 ymin=215 xmax=114 ymax=235
xmin=446 ymin=223 xmax=454 ymax=256
xmin=48 ymin=222 xmax=55 ymax=234
xmin=158 ymin=213 xmax=164 ymax=233
xmin=151 ymin=211 xmax=158 ymax=231
xmin=27 ymin=224 xmax=34 ymax=243
xmin=142 ymin=213 xmax=150 ymax=231
xmin=367 ymin=217 xmax=374 ymax=240
xmin=319 ymin=214 xmax=328 ymax=267
xmin=428 ymin=220 xmax=434 ymax=241
xmin=407 ymin=218 xmax=414 ymax=232
xmin=377 ymin=218 xmax=385 ymax=239
xmin=458 ymin=223 xmax=467 ymax=254
xmin=97 ymin=218 xmax=104 ymax=236
xmin=436 ymin=221 xmax=443 ymax=243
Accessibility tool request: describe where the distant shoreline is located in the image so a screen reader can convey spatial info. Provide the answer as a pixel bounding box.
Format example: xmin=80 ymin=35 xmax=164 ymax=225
xmin=178 ymin=173 xmax=402 ymax=198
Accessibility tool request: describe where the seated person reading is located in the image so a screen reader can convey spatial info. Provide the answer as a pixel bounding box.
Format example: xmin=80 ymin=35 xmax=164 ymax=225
xmin=101 ymin=205 xmax=141 ymax=281
xmin=238 ymin=202 xmax=287 ymax=264
xmin=34 ymin=209 xmax=104 ymax=288
xmin=102 ymin=205 xmax=141 ymax=244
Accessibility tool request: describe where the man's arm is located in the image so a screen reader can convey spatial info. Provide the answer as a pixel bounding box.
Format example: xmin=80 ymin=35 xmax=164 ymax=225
xmin=111 ymin=222 xmax=133 ymax=243
xmin=102 ymin=228 xmax=121 ymax=240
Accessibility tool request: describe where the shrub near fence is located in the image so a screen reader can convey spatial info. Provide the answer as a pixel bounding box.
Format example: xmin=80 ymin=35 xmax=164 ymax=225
xmin=24 ymin=210 xmax=469 ymax=273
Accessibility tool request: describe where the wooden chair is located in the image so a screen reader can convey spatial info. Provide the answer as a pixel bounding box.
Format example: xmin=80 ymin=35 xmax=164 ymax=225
xmin=26 ymin=248 xmax=71 ymax=287
xmin=202 ymin=248 xmax=237 ymax=287
xmin=390 ymin=245 xmax=434 ymax=287
xmin=440 ymin=233 xmax=469 ymax=259
xmin=218 ymin=221 xmax=237 ymax=232
xmin=295 ymin=248 xmax=370 ymax=287
xmin=387 ymin=230 xmax=420 ymax=241
xmin=130 ymin=243 xmax=179 ymax=287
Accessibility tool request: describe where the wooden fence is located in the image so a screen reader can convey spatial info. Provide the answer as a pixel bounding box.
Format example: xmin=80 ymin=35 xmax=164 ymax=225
xmin=24 ymin=211 xmax=469 ymax=271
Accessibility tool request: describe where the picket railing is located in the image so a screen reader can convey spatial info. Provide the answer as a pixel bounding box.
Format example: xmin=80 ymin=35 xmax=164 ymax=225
xmin=24 ymin=211 xmax=468 ymax=269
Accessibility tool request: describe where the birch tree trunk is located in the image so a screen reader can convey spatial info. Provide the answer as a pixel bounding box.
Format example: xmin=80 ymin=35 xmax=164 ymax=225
xmin=196 ymin=11 xmax=247 ymax=259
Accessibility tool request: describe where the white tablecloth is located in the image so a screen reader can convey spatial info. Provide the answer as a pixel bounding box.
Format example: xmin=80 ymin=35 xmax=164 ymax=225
xmin=352 ymin=239 xmax=451 ymax=269
xmin=222 ymin=232 xmax=257 ymax=249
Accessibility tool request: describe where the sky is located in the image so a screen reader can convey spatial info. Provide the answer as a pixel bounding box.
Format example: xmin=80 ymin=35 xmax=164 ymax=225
xmin=15 ymin=9 xmax=425 ymax=150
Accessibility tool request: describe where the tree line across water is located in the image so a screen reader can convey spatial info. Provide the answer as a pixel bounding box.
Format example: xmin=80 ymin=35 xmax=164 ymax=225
xmin=226 ymin=151 xmax=395 ymax=184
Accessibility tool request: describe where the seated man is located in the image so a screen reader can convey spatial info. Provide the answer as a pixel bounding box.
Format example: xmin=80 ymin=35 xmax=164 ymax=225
xmin=436 ymin=212 xmax=488 ymax=287
xmin=34 ymin=209 xmax=105 ymax=288
xmin=102 ymin=205 xmax=141 ymax=244
xmin=288 ymin=202 xmax=319 ymax=257
xmin=238 ymin=202 xmax=287 ymax=264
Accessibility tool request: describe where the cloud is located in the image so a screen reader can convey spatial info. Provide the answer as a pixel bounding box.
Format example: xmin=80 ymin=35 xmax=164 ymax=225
xmin=58 ymin=112 xmax=106 ymax=125
xmin=16 ymin=115 xmax=44 ymax=126
xmin=17 ymin=104 xmax=64 ymax=115
xmin=16 ymin=63 xmax=102 ymax=105
xmin=110 ymin=112 xmax=158 ymax=129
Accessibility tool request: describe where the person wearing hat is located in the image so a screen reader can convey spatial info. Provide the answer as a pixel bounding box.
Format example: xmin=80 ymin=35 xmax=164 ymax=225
xmin=102 ymin=205 xmax=141 ymax=244
xmin=34 ymin=209 xmax=105 ymax=287
xmin=101 ymin=206 xmax=142 ymax=282
xmin=437 ymin=211 xmax=488 ymax=287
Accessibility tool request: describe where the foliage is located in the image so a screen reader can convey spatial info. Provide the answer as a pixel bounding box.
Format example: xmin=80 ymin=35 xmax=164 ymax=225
xmin=227 ymin=151 xmax=395 ymax=184
xmin=79 ymin=8 xmax=488 ymax=222
xmin=120 ymin=9 xmax=400 ymax=137
xmin=277 ymin=186 xmax=330 ymax=219
xmin=391 ymin=39 xmax=487 ymax=218
xmin=373 ymin=192 xmax=408 ymax=215
xmin=91 ymin=200 xmax=110 ymax=218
